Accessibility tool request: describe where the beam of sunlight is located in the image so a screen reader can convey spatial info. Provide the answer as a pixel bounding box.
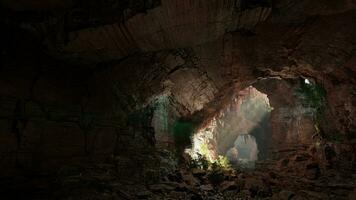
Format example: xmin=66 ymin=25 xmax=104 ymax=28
xmin=185 ymin=86 xmax=272 ymax=169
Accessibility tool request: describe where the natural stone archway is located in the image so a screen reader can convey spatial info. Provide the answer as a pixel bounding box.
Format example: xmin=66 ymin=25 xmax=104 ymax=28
xmin=253 ymin=78 xmax=323 ymax=158
xmin=186 ymin=86 xmax=272 ymax=168
xmin=1 ymin=0 xmax=356 ymax=199
xmin=185 ymin=77 xmax=328 ymax=168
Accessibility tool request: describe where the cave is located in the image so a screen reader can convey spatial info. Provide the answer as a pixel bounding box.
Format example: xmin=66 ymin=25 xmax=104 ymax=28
xmin=1 ymin=0 xmax=356 ymax=199
xmin=186 ymin=86 xmax=272 ymax=169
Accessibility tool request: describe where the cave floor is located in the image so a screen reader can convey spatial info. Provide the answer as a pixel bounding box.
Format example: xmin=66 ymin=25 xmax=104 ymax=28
xmin=1 ymin=149 xmax=356 ymax=200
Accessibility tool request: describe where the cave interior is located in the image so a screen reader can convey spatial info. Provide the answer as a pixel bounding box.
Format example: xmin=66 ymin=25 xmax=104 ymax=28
xmin=1 ymin=0 xmax=356 ymax=199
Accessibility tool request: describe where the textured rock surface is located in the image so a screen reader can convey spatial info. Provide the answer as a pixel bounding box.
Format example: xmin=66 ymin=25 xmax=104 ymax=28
xmin=1 ymin=0 xmax=356 ymax=199
xmin=47 ymin=0 xmax=271 ymax=62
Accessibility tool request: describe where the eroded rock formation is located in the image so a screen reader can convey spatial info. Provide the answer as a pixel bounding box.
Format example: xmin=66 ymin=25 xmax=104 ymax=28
xmin=1 ymin=0 xmax=356 ymax=199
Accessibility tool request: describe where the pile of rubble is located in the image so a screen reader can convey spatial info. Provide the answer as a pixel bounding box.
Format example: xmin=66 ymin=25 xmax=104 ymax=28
xmin=6 ymin=146 xmax=354 ymax=199
xmin=52 ymin=149 xmax=356 ymax=200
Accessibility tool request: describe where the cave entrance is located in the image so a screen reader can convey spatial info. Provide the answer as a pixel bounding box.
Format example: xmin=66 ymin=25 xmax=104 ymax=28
xmin=186 ymin=86 xmax=272 ymax=169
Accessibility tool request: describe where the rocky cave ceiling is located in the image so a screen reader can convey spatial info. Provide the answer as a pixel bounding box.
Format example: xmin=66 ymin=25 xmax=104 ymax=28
xmin=1 ymin=0 xmax=356 ymax=149
xmin=1 ymin=0 xmax=356 ymax=199
xmin=1 ymin=1 xmax=355 ymax=129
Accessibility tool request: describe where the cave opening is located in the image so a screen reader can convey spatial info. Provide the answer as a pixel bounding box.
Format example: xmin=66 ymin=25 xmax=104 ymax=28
xmin=186 ymin=86 xmax=272 ymax=169
xmin=2 ymin=1 xmax=356 ymax=199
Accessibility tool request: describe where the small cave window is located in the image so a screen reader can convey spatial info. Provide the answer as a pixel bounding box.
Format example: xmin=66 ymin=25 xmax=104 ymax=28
xmin=304 ymin=78 xmax=311 ymax=85
xmin=185 ymin=86 xmax=272 ymax=169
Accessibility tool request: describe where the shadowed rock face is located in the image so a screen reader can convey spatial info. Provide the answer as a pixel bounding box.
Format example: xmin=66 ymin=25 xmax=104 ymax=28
xmin=1 ymin=0 xmax=356 ymax=199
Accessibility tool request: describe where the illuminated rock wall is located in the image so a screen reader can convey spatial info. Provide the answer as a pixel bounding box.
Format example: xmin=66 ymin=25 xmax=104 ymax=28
xmin=187 ymin=87 xmax=272 ymax=164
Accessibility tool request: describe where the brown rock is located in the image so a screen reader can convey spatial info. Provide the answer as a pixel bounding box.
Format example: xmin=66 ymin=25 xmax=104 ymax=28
xmin=149 ymin=184 xmax=174 ymax=192
xmin=136 ymin=191 xmax=152 ymax=199
xmin=299 ymin=190 xmax=329 ymax=200
xmin=169 ymin=191 xmax=187 ymax=199
xmin=304 ymin=162 xmax=321 ymax=180
xmin=219 ymin=181 xmax=238 ymax=192
xmin=294 ymin=153 xmax=311 ymax=162
xmin=200 ymin=184 xmax=214 ymax=191
xmin=244 ymin=177 xmax=265 ymax=191
xmin=182 ymin=172 xmax=199 ymax=186
xmin=278 ymin=190 xmax=295 ymax=200
xmin=191 ymin=168 xmax=206 ymax=177
xmin=348 ymin=189 xmax=356 ymax=200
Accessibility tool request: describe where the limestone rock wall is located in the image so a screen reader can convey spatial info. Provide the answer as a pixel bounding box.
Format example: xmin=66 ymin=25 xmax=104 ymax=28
xmin=10 ymin=0 xmax=271 ymax=63
xmin=0 ymin=63 xmax=119 ymax=176
xmin=1 ymin=0 xmax=356 ymax=177
xmin=0 ymin=47 xmax=223 ymax=177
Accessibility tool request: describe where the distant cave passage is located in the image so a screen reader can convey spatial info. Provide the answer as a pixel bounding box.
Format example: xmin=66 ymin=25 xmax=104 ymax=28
xmin=226 ymin=134 xmax=259 ymax=168
xmin=186 ymin=86 xmax=272 ymax=168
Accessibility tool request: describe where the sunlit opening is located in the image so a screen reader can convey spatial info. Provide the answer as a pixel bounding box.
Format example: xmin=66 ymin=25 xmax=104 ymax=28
xmin=185 ymin=86 xmax=272 ymax=169
xmin=226 ymin=134 xmax=258 ymax=168
xmin=304 ymin=78 xmax=311 ymax=85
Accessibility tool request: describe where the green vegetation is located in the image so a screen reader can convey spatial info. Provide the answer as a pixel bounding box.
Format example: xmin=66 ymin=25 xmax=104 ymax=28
xmin=296 ymin=79 xmax=344 ymax=143
xmin=189 ymin=153 xmax=232 ymax=171
xmin=187 ymin=154 xmax=229 ymax=186
xmin=296 ymin=79 xmax=326 ymax=122
xmin=296 ymin=79 xmax=326 ymax=131
xmin=189 ymin=154 xmax=210 ymax=170
xmin=215 ymin=155 xmax=231 ymax=169
xmin=199 ymin=143 xmax=210 ymax=158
